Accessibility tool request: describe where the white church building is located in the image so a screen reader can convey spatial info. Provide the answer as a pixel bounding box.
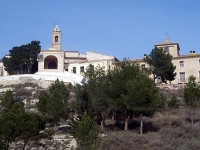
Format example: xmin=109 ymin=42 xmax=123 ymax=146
xmin=0 ymin=25 xmax=118 ymax=86
xmin=37 ymin=25 xmax=118 ymax=75
xmin=1 ymin=25 xmax=200 ymax=86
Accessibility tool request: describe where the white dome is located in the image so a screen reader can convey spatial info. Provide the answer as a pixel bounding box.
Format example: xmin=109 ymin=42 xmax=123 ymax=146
xmin=53 ymin=25 xmax=61 ymax=32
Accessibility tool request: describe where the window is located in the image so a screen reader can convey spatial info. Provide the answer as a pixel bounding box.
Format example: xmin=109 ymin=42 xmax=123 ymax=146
xmin=164 ymin=46 xmax=169 ymax=53
xmin=179 ymin=61 xmax=184 ymax=67
xmin=55 ymin=36 xmax=58 ymax=43
xmin=80 ymin=66 xmax=84 ymax=73
xmin=73 ymin=67 xmax=76 ymax=74
xmin=64 ymin=64 xmax=69 ymax=72
xmin=179 ymin=72 xmax=185 ymax=82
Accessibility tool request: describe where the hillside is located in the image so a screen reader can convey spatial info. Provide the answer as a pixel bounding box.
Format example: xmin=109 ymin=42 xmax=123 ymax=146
xmin=1 ymin=77 xmax=199 ymax=149
xmin=0 ymin=75 xmax=79 ymax=149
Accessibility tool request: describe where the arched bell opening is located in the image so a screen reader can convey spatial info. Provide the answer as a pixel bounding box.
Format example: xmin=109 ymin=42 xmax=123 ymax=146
xmin=55 ymin=36 xmax=58 ymax=43
xmin=44 ymin=55 xmax=58 ymax=69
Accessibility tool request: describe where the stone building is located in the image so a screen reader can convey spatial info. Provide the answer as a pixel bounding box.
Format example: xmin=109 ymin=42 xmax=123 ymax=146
xmin=0 ymin=57 xmax=9 ymax=77
xmin=133 ymin=39 xmax=200 ymax=84
xmin=38 ymin=25 xmax=118 ymax=75
xmin=0 ymin=60 xmax=4 ymax=76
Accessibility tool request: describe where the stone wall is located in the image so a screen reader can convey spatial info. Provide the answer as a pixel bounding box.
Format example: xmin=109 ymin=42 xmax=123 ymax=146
xmin=0 ymin=77 xmax=53 ymax=89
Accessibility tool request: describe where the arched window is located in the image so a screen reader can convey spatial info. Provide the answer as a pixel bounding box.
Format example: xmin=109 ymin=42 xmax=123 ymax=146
xmin=55 ymin=36 xmax=58 ymax=43
xmin=44 ymin=55 xmax=58 ymax=69
xmin=48 ymin=61 xmax=57 ymax=69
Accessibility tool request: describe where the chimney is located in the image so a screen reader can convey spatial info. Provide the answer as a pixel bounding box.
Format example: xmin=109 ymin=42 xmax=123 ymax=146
xmin=189 ymin=50 xmax=196 ymax=55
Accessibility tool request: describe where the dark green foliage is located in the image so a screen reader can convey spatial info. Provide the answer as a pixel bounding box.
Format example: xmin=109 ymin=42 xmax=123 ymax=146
xmin=108 ymin=60 xmax=142 ymax=112
xmin=184 ymin=76 xmax=200 ymax=107
xmin=2 ymin=41 xmax=41 ymax=75
xmin=109 ymin=60 xmax=165 ymax=132
xmin=145 ymin=47 xmax=176 ymax=83
xmin=156 ymin=92 xmax=167 ymax=109
xmin=0 ymin=112 xmax=21 ymax=149
xmin=123 ymin=74 xmax=161 ymax=114
xmin=75 ymin=65 xmax=111 ymax=129
xmin=0 ymin=90 xmax=25 ymax=114
xmin=0 ymin=112 xmax=47 ymax=150
xmin=75 ymin=60 xmax=164 ymax=132
xmin=84 ymin=65 xmax=111 ymax=124
xmin=75 ymin=82 xmax=93 ymax=116
xmin=0 ymin=90 xmax=47 ymax=150
xmin=168 ymin=96 xmax=180 ymax=108
xmin=37 ymin=79 xmax=70 ymax=121
xmin=73 ymin=114 xmax=99 ymax=149
xmin=110 ymin=60 xmax=163 ymax=114
xmin=37 ymin=91 xmax=50 ymax=114
xmin=67 ymin=82 xmax=73 ymax=90
xmin=17 ymin=113 xmax=46 ymax=140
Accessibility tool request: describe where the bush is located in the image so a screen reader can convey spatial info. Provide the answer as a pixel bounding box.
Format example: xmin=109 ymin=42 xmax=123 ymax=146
xmin=67 ymin=82 xmax=73 ymax=90
xmin=168 ymin=96 xmax=180 ymax=108
xmin=184 ymin=76 xmax=200 ymax=107
xmin=73 ymin=114 xmax=99 ymax=149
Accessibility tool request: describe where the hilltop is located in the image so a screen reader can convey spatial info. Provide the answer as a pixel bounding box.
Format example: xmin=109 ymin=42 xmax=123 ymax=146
xmin=1 ymin=74 xmax=200 ymax=150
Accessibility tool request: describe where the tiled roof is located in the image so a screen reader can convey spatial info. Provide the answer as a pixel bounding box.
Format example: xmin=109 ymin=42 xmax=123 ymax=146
xmin=155 ymin=39 xmax=179 ymax=46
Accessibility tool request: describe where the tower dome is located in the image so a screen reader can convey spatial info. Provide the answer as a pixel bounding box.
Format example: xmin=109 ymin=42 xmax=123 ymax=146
xmin=53 ymin=25 xmax=61 ymax=32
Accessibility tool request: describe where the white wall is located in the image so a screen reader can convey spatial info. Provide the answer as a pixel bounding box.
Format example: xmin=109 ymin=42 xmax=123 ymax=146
xmin=67 ymin=60 xmax=113 ymax=75
xmin=38 ymin=50 xmax=65 ymax=73
xmin=172 ymin=55 xmax=200 ymax=84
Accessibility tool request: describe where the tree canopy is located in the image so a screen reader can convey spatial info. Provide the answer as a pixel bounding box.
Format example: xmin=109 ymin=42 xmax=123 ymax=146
xmin=0 ymin=90 xmax=47 ymax=150
xmin=2 ymin=41 xmax=41 ymax=75
xmin=74 ymin=60 xmax=164 ymax=132
xmin=145 ymin=47 xmax=176 ymax=83
xmin=37 ymin=79 xmax=70 ymax=122
xmin=73 ymin=114 xmax=99 ymax=149
xmin=109 ymin=60 xmax=164 ymax=132
xmin=184 ymin=76 xmax=200 ymax=107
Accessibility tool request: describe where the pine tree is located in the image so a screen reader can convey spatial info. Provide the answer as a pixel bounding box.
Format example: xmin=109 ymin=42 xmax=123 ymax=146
xmin=2 ymin=41 xmax=41 ymax=75
xmin=145 ymin=47 xmax=176 ymax=83
xmin=37 ymin=79 xmax=70 ymax=122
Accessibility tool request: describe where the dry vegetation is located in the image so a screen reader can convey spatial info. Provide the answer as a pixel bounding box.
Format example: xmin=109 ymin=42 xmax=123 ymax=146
xmin=1 ymin=82 xmax=200 ymax=149
xmin=100 ymin=108 xmax=200 ymax=150
xmin=98 ymin=86 xmax=200 ymax=150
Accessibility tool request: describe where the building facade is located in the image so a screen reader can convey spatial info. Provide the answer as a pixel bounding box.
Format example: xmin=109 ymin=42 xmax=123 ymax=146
xmin=133 ymin=39 xmax=200 ymax=84
xmin=38 ymin=25 xmax=118 ymax=75
xmin=0 ymin=58 xmax=9 ymax=77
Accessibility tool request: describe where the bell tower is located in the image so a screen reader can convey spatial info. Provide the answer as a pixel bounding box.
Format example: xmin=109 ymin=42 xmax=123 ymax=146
xmin=52 ymin=25 xmax=61 ymax=50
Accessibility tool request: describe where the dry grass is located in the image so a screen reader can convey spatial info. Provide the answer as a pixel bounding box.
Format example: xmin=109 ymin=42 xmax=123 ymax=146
xmin=100 ymin=108 xmax=200 ymax=150
xmin=99 ymin=131 xmax=148 ymax=150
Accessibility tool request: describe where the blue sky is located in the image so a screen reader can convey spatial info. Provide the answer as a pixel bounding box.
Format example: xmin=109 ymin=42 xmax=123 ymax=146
xmin=0 ymin=0 xmax=199 ymax=60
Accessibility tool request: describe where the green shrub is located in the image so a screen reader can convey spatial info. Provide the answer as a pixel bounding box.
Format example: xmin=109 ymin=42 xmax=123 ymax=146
xmin=73 ymin=114 xmax=99 ymax=149
xmin=168 ymin=96 xmax=180 ymax=108
xmin=67 ymin=82 xmax=73 ymax=90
